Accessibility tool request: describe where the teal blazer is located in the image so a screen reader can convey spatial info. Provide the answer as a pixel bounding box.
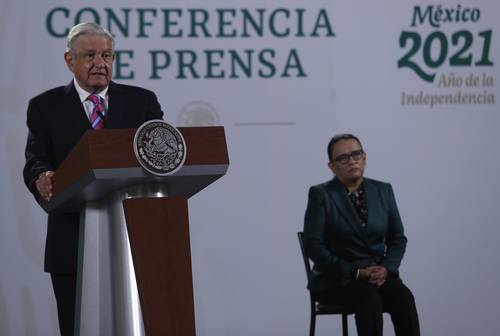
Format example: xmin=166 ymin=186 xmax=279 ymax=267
xmin=303 ymin=177 xmax=407 ymax=291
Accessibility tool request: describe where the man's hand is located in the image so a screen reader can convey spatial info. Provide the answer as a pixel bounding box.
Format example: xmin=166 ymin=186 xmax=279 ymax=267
xmin=35 ymin=171 xmax=55 ymax=201
xmin=358 ymin=266 xmax=388 ymax=287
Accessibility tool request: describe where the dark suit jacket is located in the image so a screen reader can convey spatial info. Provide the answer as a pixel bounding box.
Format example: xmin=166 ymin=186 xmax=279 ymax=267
xmin=23 ymin=80 xmax=164 ymax=274
xmin=303 ymin=177 xmax=407 ymax=291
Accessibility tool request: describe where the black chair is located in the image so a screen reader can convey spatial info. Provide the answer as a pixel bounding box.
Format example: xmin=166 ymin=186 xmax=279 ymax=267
xmin=297 ymin=232 xmax=355 ymax=336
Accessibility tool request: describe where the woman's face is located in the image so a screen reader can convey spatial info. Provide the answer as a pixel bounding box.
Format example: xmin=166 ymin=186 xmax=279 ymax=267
xmin=328 ymin=139 xmax=366 ymax=184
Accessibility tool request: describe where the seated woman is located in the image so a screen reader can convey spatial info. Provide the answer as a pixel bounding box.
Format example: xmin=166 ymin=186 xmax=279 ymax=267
xmin=303 ymin=133 xmax=420 ymax=336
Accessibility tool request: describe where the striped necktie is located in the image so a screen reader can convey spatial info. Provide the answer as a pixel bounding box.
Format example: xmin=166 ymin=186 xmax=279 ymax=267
xmin=87 ymin=94 xmax=106 ymax=130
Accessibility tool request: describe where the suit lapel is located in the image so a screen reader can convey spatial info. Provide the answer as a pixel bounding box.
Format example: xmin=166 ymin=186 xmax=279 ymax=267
xmin=328 ymin=178 xmax=371 ymax=247
xmin=63 ymin=81 xmax=91 ymax=133
xmin=105 ymin=81 xmax=125 ymax=129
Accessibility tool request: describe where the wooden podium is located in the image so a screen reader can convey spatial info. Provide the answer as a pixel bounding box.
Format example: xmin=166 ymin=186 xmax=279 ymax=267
xmin=45 ymin=127 xmax=229 ymax=336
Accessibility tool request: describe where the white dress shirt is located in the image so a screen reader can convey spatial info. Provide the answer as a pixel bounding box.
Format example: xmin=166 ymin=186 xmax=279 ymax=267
xmin=73 ymin=79 xmax=109 ymax=121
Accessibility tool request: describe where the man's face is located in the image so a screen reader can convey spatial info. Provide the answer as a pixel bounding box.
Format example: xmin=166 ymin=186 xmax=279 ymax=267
xmin=64 ymin=34 xmax=114 ymax=93
xmin=328 ymin=139 xmax=366 ymax=184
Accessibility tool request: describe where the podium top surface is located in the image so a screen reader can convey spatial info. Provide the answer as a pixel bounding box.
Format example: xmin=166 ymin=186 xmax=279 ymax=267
xmin=45 ymin=127 xmax=229 ymax=212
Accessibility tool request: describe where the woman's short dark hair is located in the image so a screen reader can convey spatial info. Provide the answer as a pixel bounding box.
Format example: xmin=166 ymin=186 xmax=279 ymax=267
xmin=327 ymin=134 xmax=362 ymax=162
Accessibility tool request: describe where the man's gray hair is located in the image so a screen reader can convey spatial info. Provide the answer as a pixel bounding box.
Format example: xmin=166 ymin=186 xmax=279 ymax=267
xmin=66 ymin=22 xmax=114 ymax=54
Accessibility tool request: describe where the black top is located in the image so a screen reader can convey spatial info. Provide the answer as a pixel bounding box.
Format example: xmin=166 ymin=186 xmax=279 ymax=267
xmin=348 ymin=182 xmax=368 ymax=228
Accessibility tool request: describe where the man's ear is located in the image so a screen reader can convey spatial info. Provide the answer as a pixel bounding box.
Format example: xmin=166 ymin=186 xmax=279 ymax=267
xmin=64 ymin=51 xmax=74 ymax=71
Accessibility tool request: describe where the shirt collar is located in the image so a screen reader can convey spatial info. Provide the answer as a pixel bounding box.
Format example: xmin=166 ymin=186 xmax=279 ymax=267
xmin=73 ymin=78 xmax=109 ymax=103
xmin=346 ymin=181 xmax=365 ymax=196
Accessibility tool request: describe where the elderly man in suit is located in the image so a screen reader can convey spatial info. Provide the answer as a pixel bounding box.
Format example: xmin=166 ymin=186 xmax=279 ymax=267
xmin=303 ymin=134 xmax=420 ymax=336
xmin=23 ymin=22 xmax=164 ymax=335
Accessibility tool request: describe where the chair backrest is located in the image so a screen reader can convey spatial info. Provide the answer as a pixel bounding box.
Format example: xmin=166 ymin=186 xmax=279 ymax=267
xmin=297 ymin=232 xmax=313 ymax=282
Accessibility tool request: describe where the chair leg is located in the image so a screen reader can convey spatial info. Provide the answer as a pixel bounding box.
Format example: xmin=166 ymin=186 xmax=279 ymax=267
xmin=309 ymin=313 xmax=316 ymax=336
xmin=342 ymin=313 xmax=348 ymax=336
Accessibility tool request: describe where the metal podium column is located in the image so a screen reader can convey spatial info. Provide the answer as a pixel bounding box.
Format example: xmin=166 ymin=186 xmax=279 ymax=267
xmin=74 ymin=184 xmax=169 ymax=336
